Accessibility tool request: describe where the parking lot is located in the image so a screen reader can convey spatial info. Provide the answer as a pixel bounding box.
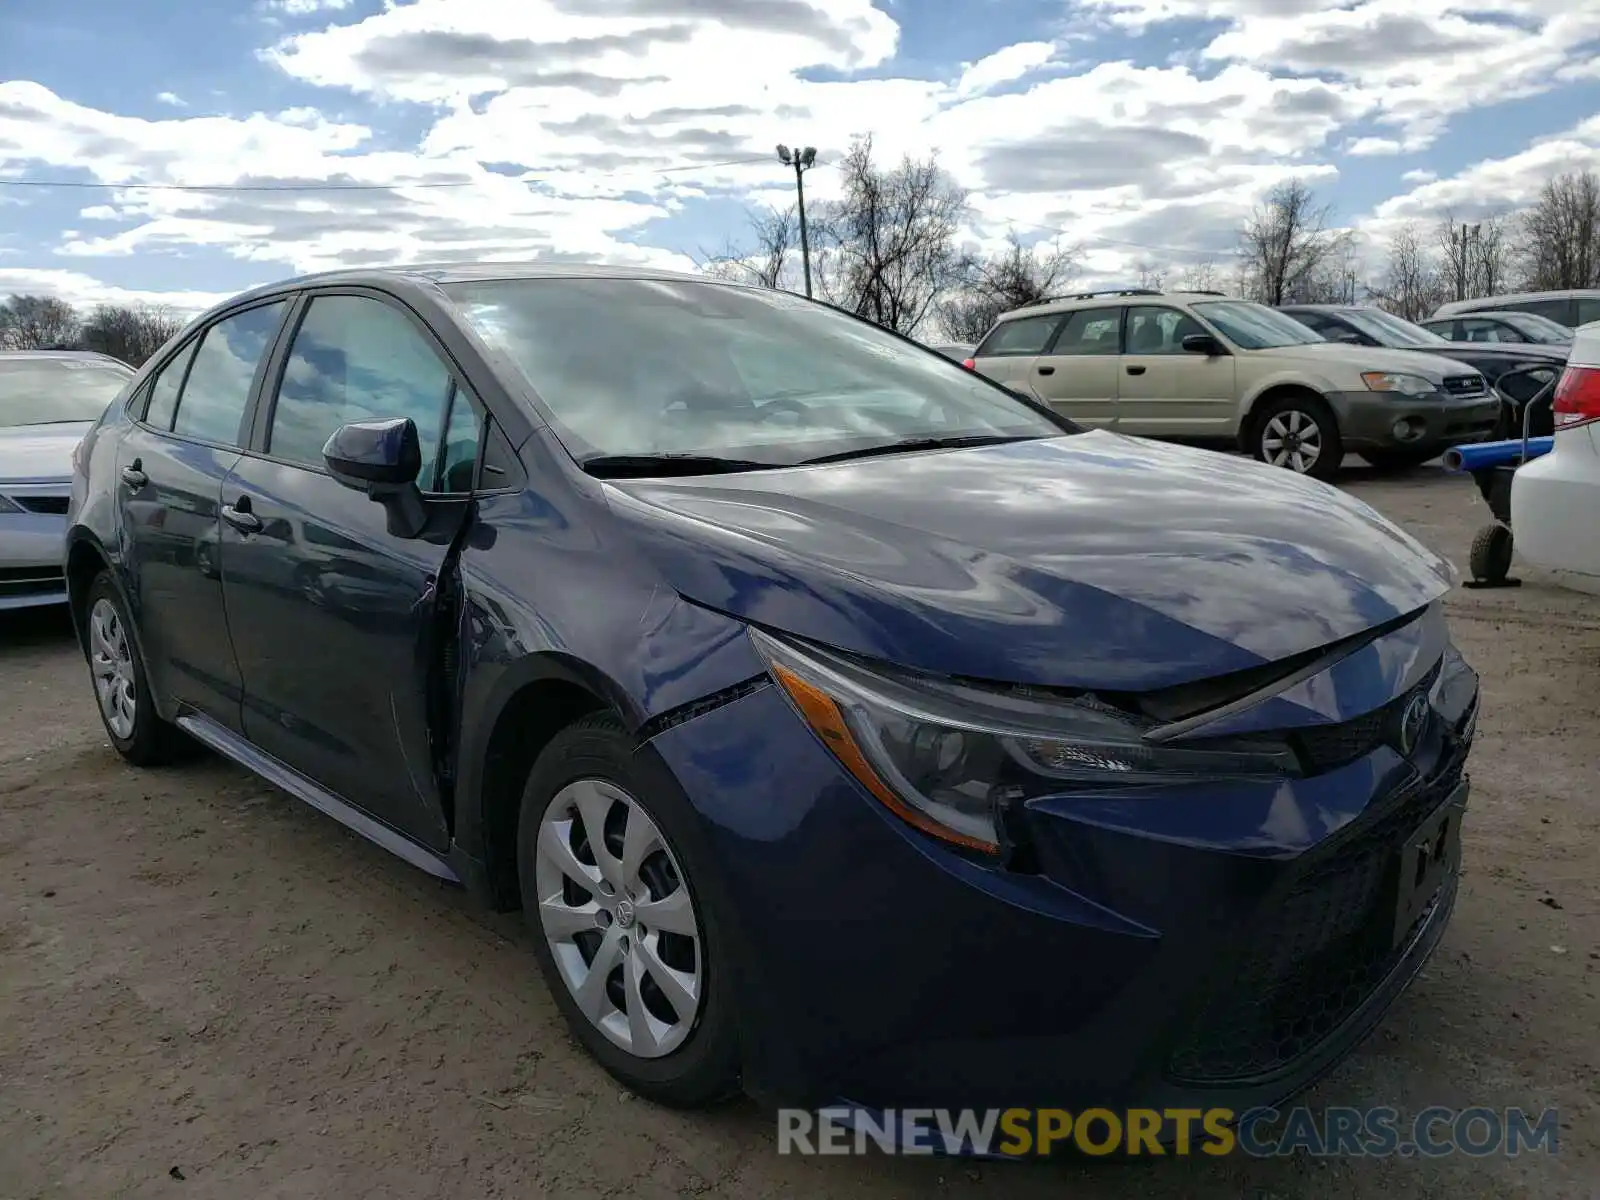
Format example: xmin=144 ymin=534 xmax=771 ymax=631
xmin=2 ymin=464 xmax=1597 ymax=1200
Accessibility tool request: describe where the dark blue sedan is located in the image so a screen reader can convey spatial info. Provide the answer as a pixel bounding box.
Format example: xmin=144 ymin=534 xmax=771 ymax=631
xmin=65 ymin=263 xmax=1478 ymax=1118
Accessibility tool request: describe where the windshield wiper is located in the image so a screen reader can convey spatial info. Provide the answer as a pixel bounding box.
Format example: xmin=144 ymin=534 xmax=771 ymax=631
xmin=579 ymin=452 xmax=781 ymax=479
xmin=799 ymin=434 xmax=1039 ymax=466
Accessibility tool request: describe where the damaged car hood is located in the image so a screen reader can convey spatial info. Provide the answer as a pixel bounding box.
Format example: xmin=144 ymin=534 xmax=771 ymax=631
xmin=601 ymin=432 xmax=1453 ymax=692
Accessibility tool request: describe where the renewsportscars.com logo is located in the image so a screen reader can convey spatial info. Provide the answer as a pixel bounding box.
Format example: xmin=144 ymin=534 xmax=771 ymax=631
xmin=777 ymin=1105 xmax=1561 ymax=1158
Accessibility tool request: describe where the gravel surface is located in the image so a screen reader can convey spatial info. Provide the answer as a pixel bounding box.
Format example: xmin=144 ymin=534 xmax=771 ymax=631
xmin=2 ymin=464 xmax=1597 ymax=1199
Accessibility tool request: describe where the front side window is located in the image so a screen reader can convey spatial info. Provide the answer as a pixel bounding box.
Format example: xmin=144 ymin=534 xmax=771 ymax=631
xmin=269 ymin=295 xmax=453 ymax=482
xmin=1511 ymin=298 xmax=1577 ymax=326
xmin=1124 ymin=305 xmax=1209 ymax=355
xmin=1575 ymin=297 xmax=1600 ymax=326
xmin=0 ymin=357 xmax=133 ymax=428
xmin=171 ymin=302 xmax=287 ymax=446
xmin=444 ymin=278 xmax=1067 ymax=465
xmin=1190 ymin=301 xmax=1327 ymax=349
xmin=1340 ymin=308 xmax=1448 ymax=345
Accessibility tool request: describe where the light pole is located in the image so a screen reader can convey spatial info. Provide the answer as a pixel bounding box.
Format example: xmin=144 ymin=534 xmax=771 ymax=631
xmin=776 ymin=144 xmax=817 ymax=298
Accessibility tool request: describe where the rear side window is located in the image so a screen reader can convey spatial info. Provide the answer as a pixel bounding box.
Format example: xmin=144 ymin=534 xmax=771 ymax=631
xmin=172 ymin=302 xmax=288 ymax=447
xmin=977 ymin=314 xmax=1061 ymax=357
xmin=1577 ymin=297 xmax=1600 ymax=326
xmin=268 ymin=295 xmax=454 ymax=480
xmin=142 ymin=341 xmax=197 ymax=430
xmin=1051 ymin=308 xmax=1123 ymax=355
xmin=1460 ymin=317 xmax=1514 ymax=343
xmin=1509 ymin=298 xmax=1577 ymax=326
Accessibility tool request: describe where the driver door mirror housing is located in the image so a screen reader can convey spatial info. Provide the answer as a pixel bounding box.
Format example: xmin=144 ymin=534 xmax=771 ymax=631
xmin=1181 ymin=333 xmax=1225 ymax=356
xmin=323 ymin=417 xmax=428 ymax=539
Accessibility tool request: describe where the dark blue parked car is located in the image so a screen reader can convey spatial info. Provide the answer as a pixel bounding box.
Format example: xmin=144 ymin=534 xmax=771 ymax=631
xmin=66 ymin=263 xmax=1478 ymax=1119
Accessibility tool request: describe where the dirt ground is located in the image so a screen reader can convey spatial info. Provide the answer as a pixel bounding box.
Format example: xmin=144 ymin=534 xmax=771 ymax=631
xmin=2 ymin=464 xmax=1598 ymax=1200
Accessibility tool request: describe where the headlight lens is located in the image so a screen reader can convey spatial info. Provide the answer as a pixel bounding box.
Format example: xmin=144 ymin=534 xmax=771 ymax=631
xmin=1362 ymin=371 xmax=1436 ymax=396
xmin=751 ymin=629 xmax=1296 ymax=856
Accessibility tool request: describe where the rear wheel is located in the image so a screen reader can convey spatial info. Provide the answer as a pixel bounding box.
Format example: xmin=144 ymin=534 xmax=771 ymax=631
xmin=517 ymin=714 xmax=740 ymax=1107
xmin=1363 ymin=446 xmax=1442 ymax=472
xmin=1469 ymin=522 xmax=1515 ymax=583
xmin=84 ymin=572 xmax=190 ymax=765
xmin=1250 ymin=393 xmax=1344 ymax=481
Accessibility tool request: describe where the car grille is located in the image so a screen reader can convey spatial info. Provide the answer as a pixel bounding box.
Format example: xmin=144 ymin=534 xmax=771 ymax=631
xmin=1166 ymin=754 xmax=1466 ymax=1084
xmin=1442 ymin=374 xmax=1487 ymax=396
xmin=0 ymin=565 xmax=66 ymax=600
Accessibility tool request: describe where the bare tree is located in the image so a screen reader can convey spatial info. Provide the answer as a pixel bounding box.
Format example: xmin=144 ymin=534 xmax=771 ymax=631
xmin=79 ymin=303 xmax=186 ymax=366
xmin=813 ymin=135 xmax=969 ymax=336
xmin=1237 ymin=180 xmax=1352 ymax=306
xmin=1371 ymin=223 xmax=1445 ymax=321
xmin=1177 ymin=258 xmax=1224 ymax=292
xmin=1134 ymin=260 xmax=1167 ymax=292
xmin=0 ymin=294 xmax=80 ymax=350
xmin=699 ymin=205 xmax=798 ymax=290
xmin=1517 ymin=170 xmax=1600 ymax=290
xmin=1469 ymin=213 xmax=1512 ymax=298
xmin=938 ymin=233 xmax=1080 ymax=342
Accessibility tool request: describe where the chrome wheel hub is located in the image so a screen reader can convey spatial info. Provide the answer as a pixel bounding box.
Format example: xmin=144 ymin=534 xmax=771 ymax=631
xmin=1262 ymin=410 xmax=1323 ymax=473
xmin=535 ymin=779 xmax=703 ymax=1058
xmin=88 ymin=597 xmax=137 ymax=740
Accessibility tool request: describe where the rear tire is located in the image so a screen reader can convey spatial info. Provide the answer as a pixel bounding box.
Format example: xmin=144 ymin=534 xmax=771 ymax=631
xmin=1469 ymin=522 xmax=1514 ymax=583
xmin=517 ymin=714 xmax=741 ymax=1108
xmin=83 ymin=571 xmax=191 ymax=766
xmin=1363 ymin=447 xmax=1442 ymax=472
xmin=1249 ymin=393 xmax=1344 ymax=481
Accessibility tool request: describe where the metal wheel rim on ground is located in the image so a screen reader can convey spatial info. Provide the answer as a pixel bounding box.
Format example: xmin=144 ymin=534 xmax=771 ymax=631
xmin=535 ymin=778 xmax=704 ymax=1058
xmin=89 ymin=597 xmax=137 ymax=740
xmin=1262 ymin=410 xmax=1323 ymax=473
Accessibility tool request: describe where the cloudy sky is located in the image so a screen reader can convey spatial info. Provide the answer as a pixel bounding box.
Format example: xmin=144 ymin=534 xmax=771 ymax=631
xmin=2 ymin=0 xmax=1598 ymax=314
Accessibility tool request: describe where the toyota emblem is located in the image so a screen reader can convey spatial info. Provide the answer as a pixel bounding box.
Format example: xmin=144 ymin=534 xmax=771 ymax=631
xmin=1398 ymin=692 xmax=1429 ymax=756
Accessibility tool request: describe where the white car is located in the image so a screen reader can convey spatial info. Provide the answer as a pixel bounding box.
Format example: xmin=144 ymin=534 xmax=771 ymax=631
xmin=1510 ymin=322 xmax=1600 ymax=591
xmin=0 ymin=351 xmax=135 ymax=609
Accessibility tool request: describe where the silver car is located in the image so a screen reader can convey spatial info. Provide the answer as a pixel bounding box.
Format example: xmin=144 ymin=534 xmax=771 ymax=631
xmin=1 ymin=350 xmax=135 ymax=609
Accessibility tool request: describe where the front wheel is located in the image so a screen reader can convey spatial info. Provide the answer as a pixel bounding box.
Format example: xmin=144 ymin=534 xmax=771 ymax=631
xmin=1249 ymin=393 xmax=1344 ymax=481
xmin=517 ymin=714 xmax=740 ymax=1107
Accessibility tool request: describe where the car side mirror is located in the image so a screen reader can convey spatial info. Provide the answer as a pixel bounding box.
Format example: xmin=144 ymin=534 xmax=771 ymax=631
xmin=323 ymin=417 xmax=427 ymax=539
xmin=1181 ymin=333 xmax=1224 ymax=356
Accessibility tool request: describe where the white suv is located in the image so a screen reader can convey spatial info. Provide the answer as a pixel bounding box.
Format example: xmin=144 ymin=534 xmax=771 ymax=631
xmin=970 ymin=290 xmax=1500 ymax=479
xmin=1510 ymin=320 xmax=1600 ymax=591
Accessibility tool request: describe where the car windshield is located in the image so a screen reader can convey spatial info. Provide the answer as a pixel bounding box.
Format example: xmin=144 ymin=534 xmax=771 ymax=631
xmin=1339 ymin=308 xmax=1449 ymax=345
xmin=0 ymin=358 xmax=132 ymax=427
xmin=1191 ymin=301 xmax=1327 ymax=349
xmin=1497 ymin=312 xmax=1572 ymax=343
xmin=442 ymin=278 xmax=1066 ymax=464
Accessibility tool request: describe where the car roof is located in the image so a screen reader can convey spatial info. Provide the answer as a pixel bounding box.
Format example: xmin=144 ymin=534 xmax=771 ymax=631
xmin=1432 ymin=288 xmax=1600 ymax=318
xmin=0 ymin=349 xmax=132 ymax=367
xmin=993 ymin=289 xmax=1232 ymax=323
xmin=215 ymin=260 xmax=750 ymax=313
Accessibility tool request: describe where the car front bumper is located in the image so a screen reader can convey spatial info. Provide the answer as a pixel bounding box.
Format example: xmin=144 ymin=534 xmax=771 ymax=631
xmin=1327 ymin=390 xmax=1500 ymax=452
xmin=0 ymin=511 xmax=69 ymax=610
xmin=647 ymin=656 xmax=1479 ymax=1116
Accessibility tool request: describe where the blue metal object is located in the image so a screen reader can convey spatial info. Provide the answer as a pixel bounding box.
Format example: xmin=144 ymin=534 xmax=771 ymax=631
xmin=1444 ymin=436 xmax=1553 ymax=472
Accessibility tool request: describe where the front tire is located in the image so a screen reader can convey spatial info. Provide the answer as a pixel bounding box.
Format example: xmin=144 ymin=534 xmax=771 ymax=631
xmin=517 ymin=714 xmax=740 ymax=1107
xmin=83 ymin=571 xmax=190 ymax=766
xmin=1250 ymin=393 xmax=1344 ymax=481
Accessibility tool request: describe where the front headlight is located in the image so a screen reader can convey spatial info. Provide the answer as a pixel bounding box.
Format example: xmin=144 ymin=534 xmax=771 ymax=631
xmin=751 ymin=629 xmax=1296 ymax=856
xmin=1362 ymin=371 xmax=1436 ymax=396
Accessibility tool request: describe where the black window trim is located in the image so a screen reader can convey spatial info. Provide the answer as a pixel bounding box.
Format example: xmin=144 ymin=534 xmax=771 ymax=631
xmin=245 ymin=284 xmax=522 ymax=498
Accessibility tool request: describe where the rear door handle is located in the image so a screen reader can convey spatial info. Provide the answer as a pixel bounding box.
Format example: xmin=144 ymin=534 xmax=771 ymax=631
xmin=1036 ymin=365 xmax=1055 ymax=376
xmin=222 ymin=502 xmax=261 ymax=534
xmin=1126 ymin=365 xmax=1147 ymax=376
xmin=120 ymin=461 xmax=147 ymax=488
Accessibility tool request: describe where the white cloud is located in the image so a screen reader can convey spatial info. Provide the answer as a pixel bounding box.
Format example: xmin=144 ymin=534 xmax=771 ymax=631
xmin=1346 ymin=137 xmax=1403 ymax=156
xmin=955 ymin=42 xmax=1056 ymax=96
xmin=0 ymin=267 xmax=234 ymax=315
xmin=265 ymin=0 xmax=353 ymax=14
xmin=156 ymin=92 xmax=186 ymax=107
xmin=1400 ymin=168 xmax=1437 ymax=184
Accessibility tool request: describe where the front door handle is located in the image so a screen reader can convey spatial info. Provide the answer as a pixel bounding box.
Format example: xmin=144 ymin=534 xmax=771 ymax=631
xmin=120 ymin=460 xmax=147 ymax=488
xmin=1036 ymin=365 xmax=1055 ymax=376
xmin=1126 ymin=365 xmax=1147 ymax=376
xmin=222 ymin=501 xmax=262 ymax=534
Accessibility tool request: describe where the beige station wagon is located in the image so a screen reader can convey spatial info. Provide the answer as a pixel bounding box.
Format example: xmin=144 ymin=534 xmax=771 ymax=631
xmin=970 ymin=290 xmax=1500 ymax=479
